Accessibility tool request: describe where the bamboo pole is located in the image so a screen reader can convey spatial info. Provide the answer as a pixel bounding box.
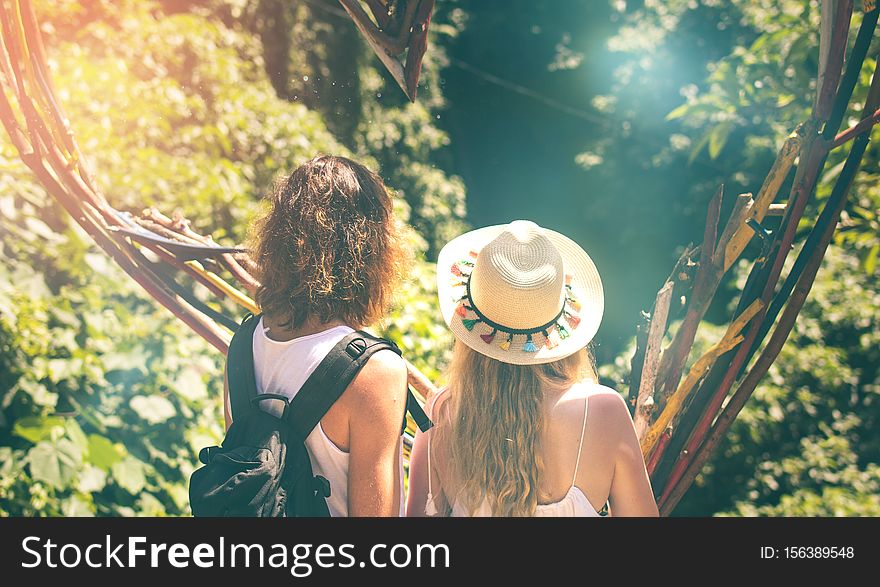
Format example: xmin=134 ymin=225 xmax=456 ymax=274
xmin=404 ymin=0 xmax=433 ymax=99
xmin=661 ymin=131 xmax=871 ymax=515
xmin=721 ymin=132 xmax=801 ymax=270
xmin=734 ymin=2 xmax=880 ymax=368
xmin=657 ymin=122 xmax=826 ymax=507
xmin=737 ymin=11 xmax=880 ymax=378
xmin=659 ymin=8 xmax=879 ymax=501
xmin=646 ymin=218 xmax=776 ymax=491
xmin=139 ymin=208 xmax=261 ymax=295
xmin=822 ymin=5 xmax=879 ymax=140
xmin=654 ymin=185 xmax=723 ymax=408
xmin=363 ymin=0 xmax=391 ymax=28
xmin=633 ymin=281 xmax=673 ymax=441
xmin=814 ymin=0 xmax=854 ymax=121
xmin=641 ymin=299 xmax=763 ymax=456
xmin=832 ymin=106 xmax=880 ymax=147
xmin=646 ymin=425 xmax=672 ymax=477
xmin=627 ymin=311 xmax=651 ymax=417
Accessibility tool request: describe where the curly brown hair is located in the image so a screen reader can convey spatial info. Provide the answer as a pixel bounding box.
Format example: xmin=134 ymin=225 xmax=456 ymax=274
xmin=250 ymin=155 xmax=408 ymax=329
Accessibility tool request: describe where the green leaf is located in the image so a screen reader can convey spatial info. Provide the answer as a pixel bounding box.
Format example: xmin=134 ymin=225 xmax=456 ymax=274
xmin=87 ymin=433 xmax=125 ymax=471
xmin=130 ymin=395 xmax=176 ymax=425
xmin=666 ymin=102 xmax=691 ymax=120
xmin=78 ymin=465 xmax=108 ymax=493
xmin=863 ymin=244 xmax=879 ymax=276
xmin=46 ymin=358 xmax=83 ymax=383
xmin=14 ymin=378 xmax=58 ymax=408
xmin=708 ymin=122 xmax=734 ymax=159
xmin=13 ymin=416 xmax=66 ymax=444
xmin=0 ymin=447 xmax=19 ymax=476
xmin=688 ymin=130 xmax=713 ymax=164
xmin=136 ymin=492 xmax=166 ymax=516
xmin=172 ymin=366 xmax=208 ymax=401
xmin=27 ymin=439 xmax=83 ymax=490
xmin=65 ymin=419 xmax=89 ymax=451
xmin=111 ymin=456 xmax=147 ymax=494
xmin=61 ymin=495 xmax=95 ymax=517
xmin=102 ymin=346 xmax=148 ymax=375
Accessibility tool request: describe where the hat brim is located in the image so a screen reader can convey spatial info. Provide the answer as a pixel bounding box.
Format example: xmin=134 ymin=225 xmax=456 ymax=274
xmin=437 ymin=224 xmax=604 ymax=365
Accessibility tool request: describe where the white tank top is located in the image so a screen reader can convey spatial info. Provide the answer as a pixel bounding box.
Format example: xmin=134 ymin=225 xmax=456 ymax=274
xmin=251 ymin=317 xmax=405 ymax=517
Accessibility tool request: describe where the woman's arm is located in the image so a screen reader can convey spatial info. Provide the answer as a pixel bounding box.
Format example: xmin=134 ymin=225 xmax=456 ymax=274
xmin=607 ymin=392 xmax=659 ymax=517
xmin=346 ymin=350 xmax=409 ymax=516
xmin=405 ymin=425 xmax=431 ymax=516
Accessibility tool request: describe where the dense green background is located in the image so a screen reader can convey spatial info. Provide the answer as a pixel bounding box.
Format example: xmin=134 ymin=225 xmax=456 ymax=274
xmin=0 ymin=0 xmax=877 ymax=516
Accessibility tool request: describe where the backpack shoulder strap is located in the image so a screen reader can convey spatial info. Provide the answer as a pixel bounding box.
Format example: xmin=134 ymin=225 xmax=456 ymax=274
xmin=226 ymin=312 xmax=262 ymax=422
xmin=406 ymin=386 xmax=433 ymax=433
xmin=285 ymin=330 xmax=401 ymax=441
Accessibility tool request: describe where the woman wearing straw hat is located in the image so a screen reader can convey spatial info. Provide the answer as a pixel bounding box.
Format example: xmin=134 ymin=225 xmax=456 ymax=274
xmin=406 ymin=220 xmax=659 ymax=516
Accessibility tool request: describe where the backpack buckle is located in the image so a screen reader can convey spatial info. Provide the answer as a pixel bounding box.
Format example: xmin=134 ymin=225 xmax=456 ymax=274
xmin=314 ymin=475 xmax=331 ymax=499
xmin=198 ymin=446 xmax=219 ymax=465
xmin=249 ymin=393 xmax=291 ymax=419
xmin=345 ymin=337 xmax=368 ymax=358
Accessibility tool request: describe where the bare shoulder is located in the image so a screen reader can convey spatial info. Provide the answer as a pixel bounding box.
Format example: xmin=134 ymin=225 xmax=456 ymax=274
xmin=585 ymin=383 xmax=630 ymax=415
xmin=556 ymin=381 xmax=631 ymax=431
xmin=558 ymin=380 xmax=623 ymax=405
xmin=346 ymin=348 xmax=408 ymax=407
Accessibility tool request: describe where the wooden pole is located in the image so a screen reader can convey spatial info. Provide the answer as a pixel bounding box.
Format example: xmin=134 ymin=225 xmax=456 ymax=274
xmin=661 ymin=131 xmax=871 ymax=515
xmin=633 ymin=281 xmax=673 ymax=440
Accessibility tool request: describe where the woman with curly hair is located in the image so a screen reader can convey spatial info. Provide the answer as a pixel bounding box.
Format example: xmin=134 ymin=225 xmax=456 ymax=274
xmin=406 ymin=220 xmax=658 ymax=517
xmin=223 ymin=154 xmax=411 ymax=516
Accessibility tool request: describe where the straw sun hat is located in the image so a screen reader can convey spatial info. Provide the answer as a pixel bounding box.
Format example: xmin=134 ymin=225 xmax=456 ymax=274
xmin=437 ymin=220 xmax=604 ymax=365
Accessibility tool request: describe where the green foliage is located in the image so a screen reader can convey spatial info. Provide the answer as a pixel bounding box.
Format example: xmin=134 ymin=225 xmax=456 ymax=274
xmin=0 ymin=0 xmax=463 ymax=516
xmin=47 ymin=1 xmax=341 ymax=239
xmin=597 ymin=0 xmax=880 ymax=515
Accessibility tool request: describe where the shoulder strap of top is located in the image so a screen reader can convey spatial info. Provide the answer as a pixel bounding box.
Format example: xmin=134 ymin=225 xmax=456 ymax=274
xmin=424 ymin=391 xmax=443 ymax=516
xmin=426 ymin=428 xmax=434 ymax=503
xmin=571 ymin=394 xmax=589 ymax=488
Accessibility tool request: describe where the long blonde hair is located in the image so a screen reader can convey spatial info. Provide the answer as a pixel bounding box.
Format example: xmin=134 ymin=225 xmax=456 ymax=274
xmin=435 ymin=340 xmax=596 ymax=516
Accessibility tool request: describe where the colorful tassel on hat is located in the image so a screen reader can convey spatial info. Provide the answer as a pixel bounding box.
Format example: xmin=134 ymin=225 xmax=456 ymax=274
xmin=450 ymin=276 xmax=467 ymax=287
xmin=565 ymin=312 xmax=581 ymax=329
xmin=523 ymin=334 xmax=537 ymax=353
xmin=451 ymin=263 xmax=462 ymax=276
xmin=567 ymin=296 xmax=582 ymax=312
xmin=469 ymin=250 xmax=479 ymax=259
xmin=480 ymin=329 xmax=497 ymax=344
xmin=499 ymin=333 xmax=513 ymax=351
xmin=456 ymin=303 xmax=469 ymax=317
xmin=545 ymin=329 xmax=561 ymax=349
xmin=462 ymin=318 xmax=481 ymax=331
xmin=557 ymin=322 xmax=570 ymax=339
xmin=565 ymin=274 xmax=573 ymax=286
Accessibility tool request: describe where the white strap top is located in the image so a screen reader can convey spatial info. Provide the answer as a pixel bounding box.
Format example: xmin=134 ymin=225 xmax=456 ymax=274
xmin=426 ymin=393 xmax=600 ymax=517
xmin=251 ymin=318 xmax=405 ymax=517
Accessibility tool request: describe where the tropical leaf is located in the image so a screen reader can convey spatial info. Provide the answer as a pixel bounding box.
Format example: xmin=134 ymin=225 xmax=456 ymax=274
xmin=26 ymin=439 xmax=83 ymax=490
xmin=130 ymin=395 xmax=176 ymax=425
xmin=12 ymin=416 xmax=66 ymax=444
xmin=111 ymin=456 xmax=147 ymax=494
xmin=87 ymin=433 xmax=125 ymax=472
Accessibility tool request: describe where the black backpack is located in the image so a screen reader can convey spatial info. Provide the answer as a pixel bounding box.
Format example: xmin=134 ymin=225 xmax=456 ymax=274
xmin=188 ymin=312 xmax=432 ymax=517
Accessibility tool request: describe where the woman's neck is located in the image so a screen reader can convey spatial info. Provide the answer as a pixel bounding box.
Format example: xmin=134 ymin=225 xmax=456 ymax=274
xmin=262 ymin=313 xmax=350 ymax=342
